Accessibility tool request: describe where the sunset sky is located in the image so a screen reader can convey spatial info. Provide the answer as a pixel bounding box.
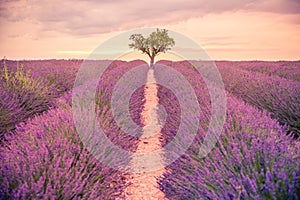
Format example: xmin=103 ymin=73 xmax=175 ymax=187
xmin=0 ymin=0 xmax=299 ymax=61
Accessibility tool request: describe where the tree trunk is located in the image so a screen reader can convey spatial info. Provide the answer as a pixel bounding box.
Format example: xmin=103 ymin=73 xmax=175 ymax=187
xmin=150 ymin=56 xmax=155 ymax=68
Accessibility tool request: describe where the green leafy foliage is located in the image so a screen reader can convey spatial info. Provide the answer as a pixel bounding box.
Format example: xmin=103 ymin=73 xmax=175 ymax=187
xmin=129 ymin=29 xmax=175 ymax=66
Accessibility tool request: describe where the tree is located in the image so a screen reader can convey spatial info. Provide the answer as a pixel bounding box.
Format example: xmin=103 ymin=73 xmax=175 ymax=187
xmin=129 ymin=29 xmax=175 ymax=67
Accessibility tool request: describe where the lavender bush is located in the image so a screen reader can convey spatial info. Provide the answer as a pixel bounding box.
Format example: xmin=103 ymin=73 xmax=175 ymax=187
xmin=159 ymin=96 xmax=300 ymax=199
xmin=0 ymin=60 xmax=148 ymax=199
xmin=0 ymin=60 xmax=54 ymax=138
xmin=222 ymin=61 xmax=300 ymax=82
xmin=95 ymin=60 xmax=147 ymax=150
xmin=2 ymin=58 xmax=298 ymax=199
xmin=157 ymin=61 xmax=300 ymax=199
xmin=215 ymin=62 xmax=300 ymax=137
xmin=0 ymin=107 xmax=127 ymax=199
xmin=2 ymin=59 xmax=80 ymax=96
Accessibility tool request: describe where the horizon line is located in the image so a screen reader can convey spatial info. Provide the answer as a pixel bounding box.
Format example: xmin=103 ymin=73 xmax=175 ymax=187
xmin=2 ymin=58 xmax=300 ymax=62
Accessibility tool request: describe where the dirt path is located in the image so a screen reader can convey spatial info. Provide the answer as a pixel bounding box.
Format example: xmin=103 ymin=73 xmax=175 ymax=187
xmin=120 ymin=68 xmax=167 ymax=200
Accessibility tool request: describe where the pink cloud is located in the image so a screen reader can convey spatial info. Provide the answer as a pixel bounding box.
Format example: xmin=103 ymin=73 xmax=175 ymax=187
xmin=0 ymin=0 xmax=299 ymax=36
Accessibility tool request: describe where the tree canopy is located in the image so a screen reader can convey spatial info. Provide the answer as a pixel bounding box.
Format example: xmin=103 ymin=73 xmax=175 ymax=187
xmin=129 ymin=29 xmax=175 ymax=67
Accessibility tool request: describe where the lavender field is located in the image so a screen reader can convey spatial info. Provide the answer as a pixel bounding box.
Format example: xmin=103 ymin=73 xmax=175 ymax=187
xmin=0 ymin=59 xmax=299 ymax=199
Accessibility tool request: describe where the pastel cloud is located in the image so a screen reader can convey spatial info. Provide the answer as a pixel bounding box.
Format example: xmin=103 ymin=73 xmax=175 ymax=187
xmin=0 ymin=0 xmax=299 ymax=60
xmin=1 ymin=0 xmax=299 ymax=36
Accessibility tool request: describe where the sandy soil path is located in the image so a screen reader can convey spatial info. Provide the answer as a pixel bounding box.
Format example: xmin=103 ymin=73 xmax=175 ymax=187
xmin=120 ymin=68 xmax=167 ymax=200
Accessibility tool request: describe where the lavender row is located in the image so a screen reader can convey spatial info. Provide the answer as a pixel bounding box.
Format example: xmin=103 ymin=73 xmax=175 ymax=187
xmin=95 ymin=60 xmax=147 ymax=151
xmin=156 ymin=61 xmax=299 ymax=199
xmin=0 ymin=60 xmax=55 ymax=138
xmin=0 ymin=59 xmax=82 ymax=138
xmin=215 ymin=62 xmax=300 ymax=137
xmin=155 ymin=60 xmax=212 ymax=147
xmin=0 ymin=105 xmax=127 ymax=199
xmin=2 ymin=59 xmax=81 ymax=96
xmin=0 ymin=60 xmax=147 ymax=198
xmin=218 ymin=61 xmax=300 ymax=82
